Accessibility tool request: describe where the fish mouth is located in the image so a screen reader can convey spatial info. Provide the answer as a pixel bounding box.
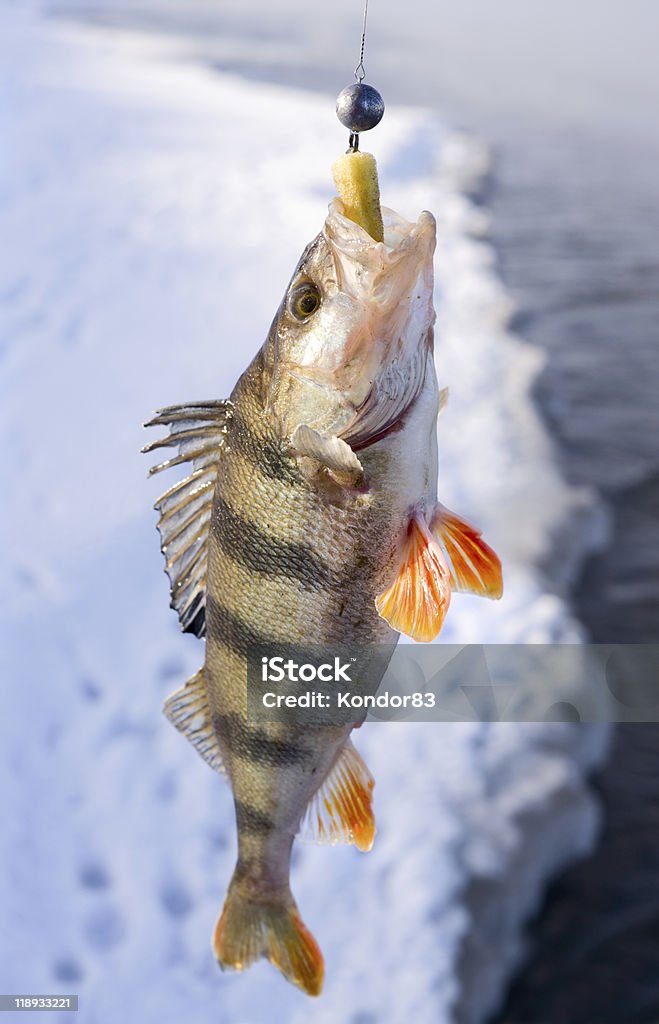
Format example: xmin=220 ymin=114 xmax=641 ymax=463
xmin=320 ymin=199 xmax=437 ymax=449
xmin=323 ymin=198 xmax=436 ymax=305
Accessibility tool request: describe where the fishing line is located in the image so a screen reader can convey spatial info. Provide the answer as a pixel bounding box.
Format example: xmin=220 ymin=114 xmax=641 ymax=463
xmin=355 ymin=0 xmax=369 ymax=83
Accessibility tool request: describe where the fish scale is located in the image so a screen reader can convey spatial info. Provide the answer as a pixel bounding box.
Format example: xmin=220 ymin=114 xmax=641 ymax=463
xmin=204 ymin=366 xmax=389 ymax=906
xmin=146 ymin=199 xmax=502 ymax=995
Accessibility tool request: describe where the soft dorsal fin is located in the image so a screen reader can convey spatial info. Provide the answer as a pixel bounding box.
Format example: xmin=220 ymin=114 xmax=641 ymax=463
xmin=143 ymin=400 xmax=233 ymax=636
xmin=431 ymin=503 xmax=503 ymax=599
xmin=375 ymin=511 xmax=452 ymax=642
xmin=300 ymin=740 xmax=375 ymax=852
xmin=163 ymin=667 xmax=225 ymax=775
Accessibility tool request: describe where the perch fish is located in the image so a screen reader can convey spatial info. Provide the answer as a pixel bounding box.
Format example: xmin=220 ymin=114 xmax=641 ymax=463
xmin=144 ymin=155 xmax=502 ymax=996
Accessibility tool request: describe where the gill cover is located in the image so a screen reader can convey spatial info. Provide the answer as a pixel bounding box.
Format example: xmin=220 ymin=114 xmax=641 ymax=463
xmin=265 ymin=202 xmax=437 ymax=450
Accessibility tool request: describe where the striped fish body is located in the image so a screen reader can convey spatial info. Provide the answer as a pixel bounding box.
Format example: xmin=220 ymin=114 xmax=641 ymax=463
xmin=205 ymin=344 xmax=439 ymax=886
xmin=146 ymin=199 xmax=502 ymax=996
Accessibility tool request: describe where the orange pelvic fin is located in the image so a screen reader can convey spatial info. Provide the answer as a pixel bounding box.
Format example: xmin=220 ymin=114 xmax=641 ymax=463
xmin=301 ymin=739 xmax=375 ymax=852
xmin=213 ymin=876 xmax=324 ymax=997
xmin=431 ymin=503 xmax=503 ymax=599
xmin=375 ymin=512 xmax=452 ymax=642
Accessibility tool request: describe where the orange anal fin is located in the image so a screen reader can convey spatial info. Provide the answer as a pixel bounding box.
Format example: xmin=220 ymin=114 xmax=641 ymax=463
xmin=375 ymin=512 xmax=451 ymax=642
xmin=213 ymin=876 xmax=324 ymax=997
xmin=300 ymin=739 xmax=375 ymax=852
xmin=431 ymin=503 xmax=503 ymax=599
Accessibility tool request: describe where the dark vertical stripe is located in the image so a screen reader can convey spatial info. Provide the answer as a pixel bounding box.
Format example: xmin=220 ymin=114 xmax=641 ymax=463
xmin=212 ymin=496 xmax=338 ymax=590
xmin=206 ymin=596 xmax=278 ymax=656
xmin=234 ymin=800 xmax=276 ymax=835
xmin=215 ymin=710 xmax=309 ymax=767
xmin=230 ymin=415 xmax=301 ymax=484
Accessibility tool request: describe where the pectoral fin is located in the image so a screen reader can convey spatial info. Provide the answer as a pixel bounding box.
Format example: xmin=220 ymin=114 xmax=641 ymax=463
xmin=375 ymin=512 xmax=452 ymax=642
xmin=431 ymin=503 xmax=503 ymax=599
xmin=291 ymin=424 xmax=363 ymax=484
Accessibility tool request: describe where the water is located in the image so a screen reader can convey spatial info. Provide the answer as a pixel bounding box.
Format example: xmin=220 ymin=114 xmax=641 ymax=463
xmin=486 ymin=121 xmax=659 ymax=644
xmin=480 ymin=118 xmax=659 ymax=1022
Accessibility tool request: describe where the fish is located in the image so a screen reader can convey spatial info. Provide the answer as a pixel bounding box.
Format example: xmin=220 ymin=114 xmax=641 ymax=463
xmin=144 ymin=196 xmax=502 ymax=996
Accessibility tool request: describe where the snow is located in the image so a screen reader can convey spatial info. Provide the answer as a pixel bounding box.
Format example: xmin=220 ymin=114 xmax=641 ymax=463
xmin=0 ymin=7 xmax=609 ymax=1023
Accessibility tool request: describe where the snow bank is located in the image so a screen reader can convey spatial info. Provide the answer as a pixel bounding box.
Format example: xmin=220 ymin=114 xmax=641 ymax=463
xmin=0 ymin=8 xmax=608 ymax=1023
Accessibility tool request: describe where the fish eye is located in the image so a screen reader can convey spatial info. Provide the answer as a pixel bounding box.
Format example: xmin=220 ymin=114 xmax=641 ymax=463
xmin=288 ymin=281 xmax=321 ymax=321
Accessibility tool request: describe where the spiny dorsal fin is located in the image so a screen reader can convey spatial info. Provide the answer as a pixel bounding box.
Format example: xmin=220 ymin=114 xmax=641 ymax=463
xmin=291 ymin=424 xmax=363 ymax=484
xmin=431 ymin=503 xmax=503 ymax=599
xmin=300 ymin=739 xmax=375 ymax=852
xmin=143 ymin=400 xmax=233 ymax=637
xmin=163 ymin=667 xmax=225 ymax=775
xmin=375 ymin=511 xmax=452 ymax=642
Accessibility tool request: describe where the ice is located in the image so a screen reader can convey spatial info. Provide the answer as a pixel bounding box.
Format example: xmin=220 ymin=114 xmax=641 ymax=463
xmin=0 ymin=8 xmax=608 ymax=1023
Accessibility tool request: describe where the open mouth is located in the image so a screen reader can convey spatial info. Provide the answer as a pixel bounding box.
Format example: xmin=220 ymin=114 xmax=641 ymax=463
xmin=320 ymin=201 xmax=437 ymax=450
xmin=324 ymin=199 xmax=436 ymax=304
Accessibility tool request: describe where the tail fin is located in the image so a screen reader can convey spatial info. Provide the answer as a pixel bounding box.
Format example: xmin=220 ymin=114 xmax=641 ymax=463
xmin=212 ymin=873 xmax=324 ymax=997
